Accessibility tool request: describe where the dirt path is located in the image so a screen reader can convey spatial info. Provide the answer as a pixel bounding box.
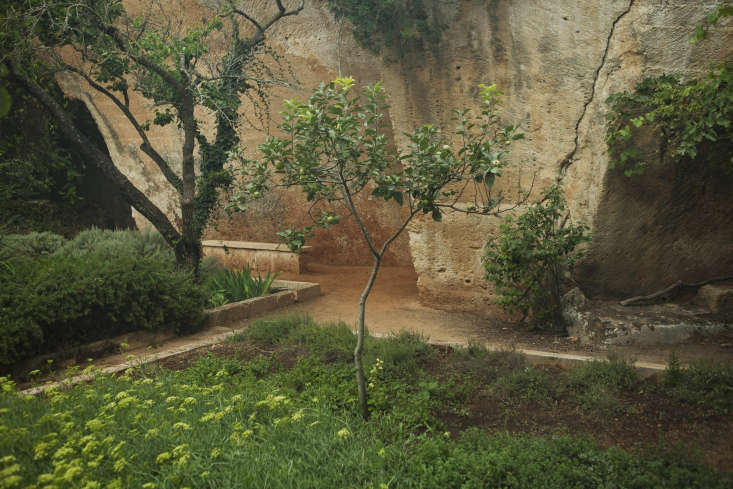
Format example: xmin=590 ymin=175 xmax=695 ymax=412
xmin=33 ymin=263 xmax=733 ymax=383
xmin=274 ymin=264 xmax=733 ymax=366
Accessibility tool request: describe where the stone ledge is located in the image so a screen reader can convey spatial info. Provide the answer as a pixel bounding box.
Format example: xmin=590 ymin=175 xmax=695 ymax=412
xmin=202 ymin=240 xmax=312 ymax=253
xmin=202 ymin=240 xmax=311 ymax=274
xmin=204 ymin=280 xmax=320 ymax=327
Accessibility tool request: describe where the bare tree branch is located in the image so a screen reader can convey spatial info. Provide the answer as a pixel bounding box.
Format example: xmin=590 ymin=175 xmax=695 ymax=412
xmin=64 ymin=65 xmax=184 ymax=194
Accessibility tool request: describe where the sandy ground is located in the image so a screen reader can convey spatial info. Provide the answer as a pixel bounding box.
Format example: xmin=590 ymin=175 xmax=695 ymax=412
xmin=270 ymin=264 xmax=733 ymax=366
xmin=38 ymin=263 xmax=733 ymax=378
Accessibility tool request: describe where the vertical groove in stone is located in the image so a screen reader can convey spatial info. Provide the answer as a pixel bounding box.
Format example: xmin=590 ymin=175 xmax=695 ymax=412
xmin=559 ymin=0 xmax=635 ymax=176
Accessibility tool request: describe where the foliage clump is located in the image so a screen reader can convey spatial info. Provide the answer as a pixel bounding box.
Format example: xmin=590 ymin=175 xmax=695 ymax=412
xmin=483 ymin=185 xmax=589 ymax=330
xmin=664 ymin=357 xmax=733 ymax=415
xmin=0 ymin=230 xmax=206 ymax=368
xmin=204 ymin=266 xmax=279 ymax=308
xmin=606 ymin=6 xmax=732 ymax=176
xmin=606 ymin=66 xmax=733 ymax=176
xmin=326 ymin=0 xmax=444 ymax=58
xmin=0 ymin=319 xmax=730 ymax=488
xmin=0 ymin=232 xmax=65 ymax=261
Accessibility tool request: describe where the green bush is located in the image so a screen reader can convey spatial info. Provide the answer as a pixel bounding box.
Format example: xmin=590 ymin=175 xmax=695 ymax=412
xmin=0 ymin=231 xmax=65 ymax=261
xmin=566 ymin=356 xmax=639 ymax=413
xmin=483 ymin=185 xmax=590 ymax=330
xmin=326 ymin=0 xmax=444 ymax=58
xmin=54 ymin=227 xmax=171 ymax=260
xmin=0 ymin=231 xmax=206 ymax=368
xmin=567 ymin=356 xmax=639 ymax=391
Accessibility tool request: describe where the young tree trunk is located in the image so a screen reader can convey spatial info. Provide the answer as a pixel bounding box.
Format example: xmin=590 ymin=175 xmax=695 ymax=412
xmin=549 ymin=264 xmax=565 ymax=333
xmin=355 ymin=254 xmax=382 ymax=420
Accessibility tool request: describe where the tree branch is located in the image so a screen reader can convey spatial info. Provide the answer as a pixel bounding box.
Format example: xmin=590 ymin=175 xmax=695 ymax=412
xmin=339 ymin=169 xmax=378 ymax=257
xmin=100 ymin=22 xmax=187 ymax=95
xmin=378 ymin=208 xmax=420 ymax=257
xmin=65 ymin=65 xmax=184 ymax=194
xmin=8 ymin=61 xmax=183 ymax=250
xmin=231 ymin=0 xmax=304 ymax=44
xmin=619 ymin=276 xmax=733 ymax=306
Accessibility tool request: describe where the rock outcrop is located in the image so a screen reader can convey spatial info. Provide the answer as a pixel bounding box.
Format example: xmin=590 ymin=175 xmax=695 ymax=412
xmin=60 ymin=0 xmax=733 ymax=316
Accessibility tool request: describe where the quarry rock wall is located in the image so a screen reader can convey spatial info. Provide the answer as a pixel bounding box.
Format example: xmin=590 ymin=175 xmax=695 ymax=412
xmin=61 ymin=0 xmax=733 ymax=315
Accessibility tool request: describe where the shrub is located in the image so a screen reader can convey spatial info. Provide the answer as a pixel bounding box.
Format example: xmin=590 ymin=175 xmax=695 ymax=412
xmin=495 ymin=366 xmax=553 ymax=403
xmin=0 ymin=231 xmax=65 ymax=261
xmin=483 ymin=184 xmax=590 ymax=330
xmin=0 ymin=231 xmax=206 ymax=368
xmin=54 ymin=227 xmax=171 ymax=260
xmin=567 ymin=355 xmax=639 ymax=391
xmin=566 ymin=356 xmax=639 ymax=413
xmin=664 ymin=358 xmax=733 ymax=415
xmin=232 ymin=315 xmax=318 ymax=346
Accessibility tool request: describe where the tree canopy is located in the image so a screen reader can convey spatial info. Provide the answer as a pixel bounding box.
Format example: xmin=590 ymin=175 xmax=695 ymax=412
xmin=233 ymin=78 xmax=526 ymax=417
xmin=0 ymin=0 xmax=304 ymax=269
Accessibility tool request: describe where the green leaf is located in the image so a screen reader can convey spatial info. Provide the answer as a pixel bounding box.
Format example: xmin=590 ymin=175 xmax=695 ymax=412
xmin=431 ymin=208 xmax=442 ymax=222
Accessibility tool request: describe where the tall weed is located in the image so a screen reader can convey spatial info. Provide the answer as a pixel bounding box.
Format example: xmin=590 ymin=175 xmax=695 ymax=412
xmin=204 ymin=266 xmax=279 ymax=306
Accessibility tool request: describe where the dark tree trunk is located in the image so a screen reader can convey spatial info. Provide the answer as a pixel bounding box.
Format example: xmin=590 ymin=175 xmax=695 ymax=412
xmin=9 ymin=63 xmax=184 ymax=262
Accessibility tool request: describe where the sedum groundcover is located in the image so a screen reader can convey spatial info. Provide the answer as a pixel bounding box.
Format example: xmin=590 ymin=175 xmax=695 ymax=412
xmin=0 ymin=318 xmax=730 ymax=489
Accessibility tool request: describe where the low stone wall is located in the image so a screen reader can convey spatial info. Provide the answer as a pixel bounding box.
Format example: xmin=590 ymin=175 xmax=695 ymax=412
xmin=204 ymin=280 xmax=321 ymax=327
xmin=202 ymin=240 xmax=312 ymax=274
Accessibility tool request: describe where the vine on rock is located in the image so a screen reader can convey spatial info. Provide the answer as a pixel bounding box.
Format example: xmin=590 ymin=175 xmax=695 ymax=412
xmin=606 ymin=5 xmax=732 ymax=176
xmin=326 ymin=0 xmax=444 ymax=58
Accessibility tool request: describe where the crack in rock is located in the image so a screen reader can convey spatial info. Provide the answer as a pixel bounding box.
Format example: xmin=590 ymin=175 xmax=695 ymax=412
xmin=559 ymin=0 xmax=635 ymax=176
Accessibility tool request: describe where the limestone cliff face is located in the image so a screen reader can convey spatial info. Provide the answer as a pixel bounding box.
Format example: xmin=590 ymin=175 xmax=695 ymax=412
xmin=62 ymin=0 xmax=732 ymax=314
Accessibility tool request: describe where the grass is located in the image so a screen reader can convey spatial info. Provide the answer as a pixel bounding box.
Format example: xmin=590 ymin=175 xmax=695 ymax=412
xmin=664 ymin=355 xmax=733 ymax=415
xmin=565 ymin=354 xmax=639 ymax=413
xmin=1 ymin=316 xmax=731 ymax=488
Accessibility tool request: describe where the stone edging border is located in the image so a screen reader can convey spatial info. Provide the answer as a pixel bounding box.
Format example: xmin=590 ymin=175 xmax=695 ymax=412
xmin=204 ymin=280 xmax=320 ymax=327
xmin=22 ymin=328 xmax=667 ymax=396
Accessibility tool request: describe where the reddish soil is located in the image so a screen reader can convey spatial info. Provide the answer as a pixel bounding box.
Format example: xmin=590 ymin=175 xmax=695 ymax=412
xmin=20 ymin=263 xmax=733 ymax=386
xmin=276 ymin=264 xmax=733 ymax=366
xmin=439 ymin=371 xmax=733 ymax=473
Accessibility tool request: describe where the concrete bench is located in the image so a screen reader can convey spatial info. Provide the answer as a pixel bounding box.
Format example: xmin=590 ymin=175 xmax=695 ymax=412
xmin=201 ymin=240 xmax=311 ymax=274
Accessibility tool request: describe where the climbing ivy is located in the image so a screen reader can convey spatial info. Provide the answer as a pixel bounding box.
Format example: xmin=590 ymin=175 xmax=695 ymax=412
xmin=606 ymin=5 xmax=732 ymax=176
xmin=326 ymin=0 xmax=444 ymax=57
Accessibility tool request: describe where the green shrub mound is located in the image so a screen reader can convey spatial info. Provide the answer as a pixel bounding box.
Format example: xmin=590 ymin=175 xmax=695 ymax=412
xmin=0 ymin=231 xmax=65 ymax=261
xmin=483 ymin=185 xmax=590 ymax=330
xmin=0 ymin=230 xmax=205 ymax=368
xmin=54 ymin=228 xmax=171 ymax=259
